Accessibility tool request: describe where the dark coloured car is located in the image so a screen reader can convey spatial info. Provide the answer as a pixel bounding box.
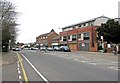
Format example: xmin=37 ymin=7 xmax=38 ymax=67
xmin=40 ymin=47 xmax=47 ymax=51
xmin=60 ymin=46 xmax=71 ymax=52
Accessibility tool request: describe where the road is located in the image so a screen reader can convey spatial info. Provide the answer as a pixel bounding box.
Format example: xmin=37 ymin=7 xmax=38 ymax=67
xmin=18 ymin=50 xmax=118 ymax=82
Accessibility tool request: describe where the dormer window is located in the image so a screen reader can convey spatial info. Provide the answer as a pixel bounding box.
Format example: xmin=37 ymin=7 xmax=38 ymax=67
xmin=72 ymin=27 xmax=75 ymax=29
xmin=76 ymin=26 xmax=78 ymax=28
xmin=83 ymin=23 xmax=86 ymax=26
xmin=90 ymin=22 xmax=94 ymax=26
xmin=88 ymin=22 xmax=90 ymax=26
xmin=79 ymin=25 xmax=81 ymax=27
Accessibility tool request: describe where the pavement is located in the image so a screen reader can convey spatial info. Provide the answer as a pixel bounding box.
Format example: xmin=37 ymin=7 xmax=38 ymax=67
xmin=2 ymin=52 xmax=17 ymax=66
xmin=1 ymin=51 xmax=19 ymax=81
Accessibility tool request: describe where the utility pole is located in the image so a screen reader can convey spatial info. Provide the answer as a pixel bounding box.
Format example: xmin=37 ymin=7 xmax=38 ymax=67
xmin=101 ymin=36 xmax=104 ymax=52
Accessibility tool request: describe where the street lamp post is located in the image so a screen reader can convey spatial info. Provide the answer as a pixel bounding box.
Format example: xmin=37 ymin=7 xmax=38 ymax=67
xmin=101 ymin=36 xmax=104 ymax=52
xmin=9 ymin=40 xmax=11 ymax=51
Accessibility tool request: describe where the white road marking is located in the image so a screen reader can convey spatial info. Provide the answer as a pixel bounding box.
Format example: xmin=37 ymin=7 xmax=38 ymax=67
xmin=18 ymin=68 xmax=20 ymax=71
xmin=74 ymin=59 xmax=81 ymax=62
xmin=74 ymin=58 xmax=98 ymax=65
xmin=81 ymin=61 xmax=86 ymax=63
xmin=88 ymin=62 xmax=97 ymax=65
xmin=99 ymin=59 xmax=118 ymax=64
xmin=17 ymin=61 xmax=22 ymax=82
xmin=18 ymin=75 xmax=22 ymax=80
xmin=17 ymin=61 xmax=19 ymax=64
xmin=18 ymin=70 xmax=21 ymax=74
xmin=18 ymin=63 xmax=20 ymax=68
xmin=21 ymin=54 xmax=49 ymax=83
xmin=47 ymin=52 xmax=118 ymax=71
xmin=108 ymin=66 xmax=119 ymax=71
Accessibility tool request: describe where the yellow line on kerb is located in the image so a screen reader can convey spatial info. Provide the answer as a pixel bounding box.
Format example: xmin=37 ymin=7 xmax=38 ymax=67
xmin=17 ymin=52 xmax=28 ymax=83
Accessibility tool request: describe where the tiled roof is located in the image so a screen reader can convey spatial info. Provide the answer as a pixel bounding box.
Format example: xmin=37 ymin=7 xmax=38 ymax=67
xmin=37 ymin=33 xmax=50 ymax=38
xmin=36 ymin=29 xmax=56 ymax=38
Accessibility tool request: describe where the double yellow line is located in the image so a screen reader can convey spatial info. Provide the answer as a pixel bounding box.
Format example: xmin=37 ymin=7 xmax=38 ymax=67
xmin=17 ymin=52 xmax=28 ymax=83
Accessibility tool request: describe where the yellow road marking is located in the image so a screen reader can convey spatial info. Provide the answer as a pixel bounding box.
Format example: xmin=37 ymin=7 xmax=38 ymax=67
xmin=17 ymin=52 xmax=28 ymax=83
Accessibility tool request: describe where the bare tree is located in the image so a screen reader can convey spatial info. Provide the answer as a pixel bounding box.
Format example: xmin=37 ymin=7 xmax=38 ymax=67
xmin=0 ymin=0 xmax=18 ymax=51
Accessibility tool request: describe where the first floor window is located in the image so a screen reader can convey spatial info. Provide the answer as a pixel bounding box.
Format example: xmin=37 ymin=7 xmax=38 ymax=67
xmin=68 ymin=35 xmax=70 ymax=40
xmin=84 ymin=32 xmax=90 ymax=40
xmin=78 ymin=34 xmax=81 ymax=39
xmin=72 ymin=34 xmax=76 ymax=41
xmin=63 ymin=36 xmax=67 ymax=41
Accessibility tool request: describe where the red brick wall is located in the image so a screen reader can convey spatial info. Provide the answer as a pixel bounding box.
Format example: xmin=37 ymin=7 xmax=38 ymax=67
xmin=47 ymin=32 xmax=58 ymax=47
xmin=59 ymin=26 xmax=98 ymax=52
xmin=36 ymin=32 xmax=58 ymax=47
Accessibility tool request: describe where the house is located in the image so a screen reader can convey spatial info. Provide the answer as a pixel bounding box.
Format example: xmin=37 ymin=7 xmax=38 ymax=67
xmin=36 ymin=29 xmax=58 ymax=47
xmin=59 ymin=16 xmax=110 ymax=51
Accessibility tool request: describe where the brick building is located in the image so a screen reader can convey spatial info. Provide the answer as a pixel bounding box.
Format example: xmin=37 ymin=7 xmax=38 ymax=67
xmin=51 ymin=36 xmax=60 ymax=47
xmin=59 ymin=16 xmax=110 ymax=51
xmin=36 ymin=29 xmax=58 ymax=47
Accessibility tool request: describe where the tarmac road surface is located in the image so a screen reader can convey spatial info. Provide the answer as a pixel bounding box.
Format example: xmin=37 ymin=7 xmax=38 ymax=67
xmin=18 ymin=50 xmax=118 ymax=82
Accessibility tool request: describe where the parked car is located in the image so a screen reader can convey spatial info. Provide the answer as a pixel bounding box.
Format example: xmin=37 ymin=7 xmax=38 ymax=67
xmin=47 ymin=47 xmax=54 ymax=51
xmin=60 ymin=46 xmax=71 ymax=52
xmin=53 ymin=46 xmax=60 ymax=51
xmin=12 ymin=47 xmax=16 ymax=51
xmin=12 ymin=47 xmax=21 ymax=51
xmin=40 ymin=47 xmax=46 ymax=51
xmin=30 ymin=47 xmax=39 ymax=50
xmin=23 ymin=47 xmax=30 ymax=50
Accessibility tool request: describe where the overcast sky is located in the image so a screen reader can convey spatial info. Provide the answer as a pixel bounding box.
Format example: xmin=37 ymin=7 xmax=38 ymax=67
xmin=11 ymin=0 xmax=119 ymax=43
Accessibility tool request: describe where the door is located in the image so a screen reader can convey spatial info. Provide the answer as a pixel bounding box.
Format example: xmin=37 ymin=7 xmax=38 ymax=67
xmin=69 ymin=43 xmax=77 ymax=51
xmin=79 ymin=43 xmax=89 ymax=51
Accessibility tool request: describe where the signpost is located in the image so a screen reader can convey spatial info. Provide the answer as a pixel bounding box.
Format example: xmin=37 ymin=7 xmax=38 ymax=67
xmin=82 ymin=43 xmax=85 ymax=47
